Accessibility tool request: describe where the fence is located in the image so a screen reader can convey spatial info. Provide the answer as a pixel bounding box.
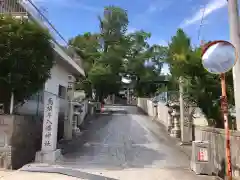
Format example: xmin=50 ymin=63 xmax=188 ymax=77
xmin=194 ymin=126 xmax=240 ymax=178
xmin=0 ymin=0 xmax=27 ymax=15
xmin=19 ymin=0 xmax=83 ymax=68
xmin=137 ymin=96 xmax=240 ymax=178
xmin=0 ymin=0 xmax=83 ymax=68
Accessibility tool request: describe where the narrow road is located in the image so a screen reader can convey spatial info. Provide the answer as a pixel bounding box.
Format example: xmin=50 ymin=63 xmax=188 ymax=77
xmin=54 ymin=105 xmax=211 ymax=179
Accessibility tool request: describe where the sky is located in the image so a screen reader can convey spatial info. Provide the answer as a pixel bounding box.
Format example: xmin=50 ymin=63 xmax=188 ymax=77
xmin=31 ymin=0 xmax=231 ymax=74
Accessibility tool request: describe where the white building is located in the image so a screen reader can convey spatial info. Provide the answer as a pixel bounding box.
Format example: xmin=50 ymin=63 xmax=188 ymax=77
xmin=1 ymin=0 xmax=86 ymax=162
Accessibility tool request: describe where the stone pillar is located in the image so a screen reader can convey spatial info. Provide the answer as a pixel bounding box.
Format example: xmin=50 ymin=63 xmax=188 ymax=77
xmin=170 ymin=102 xmax=181 ymax=138
xmin=167 ymin=107 xmax=173 ymax=133
xmin=127 ymin=89 xmax=130 ymax=104
xmin=64 ymin=75 xmax=75 ymax=140
xmin=113 ymin=94 xmax=115 ymax=104
xmin=72 ymin=109 xmax=81 ymax=137
xmin=179 ymin=77 xmax=193 ymax=144
xmin=0 ymin=115 xmax=14 ymax=169
xmin=35 ymin=93 xmax=61 ymax=163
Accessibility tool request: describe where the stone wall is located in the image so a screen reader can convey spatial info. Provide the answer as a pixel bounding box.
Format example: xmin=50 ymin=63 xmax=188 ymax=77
xmin=194 ymin=126 xmax=240 ymax=178
xmin=137 ymin=98 xmax=148 ymax=114
xmin=157 ymin=101 xmax=169 ymax=126
xmin=0 ymin=115 xmax=14 ymax=169
xmin=137 ymin=98 xmax=208 ymax=127
xmin=137 ymin=97 xmax=240 ymax=178
xmin=137 ymin=98 xmax=154 ymax=117
xmin=0 ymin=115 xmax=43 ymax=170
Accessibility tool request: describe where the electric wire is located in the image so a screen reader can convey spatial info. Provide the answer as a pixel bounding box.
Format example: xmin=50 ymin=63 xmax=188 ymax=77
xmin=198 ymin=4 xmax=207 ymax=43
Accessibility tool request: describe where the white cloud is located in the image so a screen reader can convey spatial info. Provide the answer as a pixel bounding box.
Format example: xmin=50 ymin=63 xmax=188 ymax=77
xmin=146 ymin=0 xmax=172 ymax=14
xmin=127 ymin=27 xmax=137 ymax=34
xmin=158 ymin=40 xmax=168 ymax=46
xmin=148 ymin=36 xmax=168 ymax=46
xmin=161 ymin=64 xmax=170 ymax=75
xmin=147 ymin=4 xmax=158 ymax=13
xmin=181 ymin=0 xmax=227 ymax=28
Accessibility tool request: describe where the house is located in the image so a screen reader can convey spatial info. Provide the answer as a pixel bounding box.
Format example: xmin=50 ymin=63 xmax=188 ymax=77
xmin=0 ymin=0 xmax=85 ymax=163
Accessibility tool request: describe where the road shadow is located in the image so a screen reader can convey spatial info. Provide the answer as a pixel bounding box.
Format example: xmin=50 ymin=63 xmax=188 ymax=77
xmin=57 ymin=109 xmax=167 ymax=169
xmin=58 ymin=143 xmax=166 ymax=170
xmin=58 ymin=113 xmax=114 ymax=155
xmin=21 ymin=166 xmax=118 ymax=180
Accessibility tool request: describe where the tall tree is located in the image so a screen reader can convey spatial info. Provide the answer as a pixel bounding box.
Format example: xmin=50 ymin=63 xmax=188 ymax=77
xmin=70 ymin=6 xmax=166 ymax=99
xmin=99 ymin=6 xmax=128 ymax=53
xmin=0 ymin=16 xmax=54 ymax=113
xmin=124 ymin=31 xmax=165 ymax=96
xmin=71 ymin=6 xmax=129 ymax=100
xmin=69 ymin=32 xmax=101 ymax=73
xmin=166 ymin=29 xmax=234 ymax=128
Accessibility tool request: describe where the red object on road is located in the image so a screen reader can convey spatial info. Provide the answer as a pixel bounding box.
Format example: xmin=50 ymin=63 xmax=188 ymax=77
xmin=101 ymin=103 xmax=104 ymax=113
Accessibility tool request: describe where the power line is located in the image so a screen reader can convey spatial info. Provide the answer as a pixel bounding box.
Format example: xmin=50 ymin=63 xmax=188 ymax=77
xmin=198 ymin=4 xmax=207 ymax=42
xmin=25 ymin=0 xmax=68 ymax=45
xmin=24 ymin=0 xmax=84 ymax=59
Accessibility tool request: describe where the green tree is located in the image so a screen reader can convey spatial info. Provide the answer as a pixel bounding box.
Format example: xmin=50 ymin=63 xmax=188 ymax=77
xmin=71 ymin=6 xmax=166 ymax=100
xmin=166 ymin=29 xmax=234 ymax=128
xmin=124 ymin=31 xmax=165 ymax=96
xmin=69 ymin=32 xmax=101 ymax=73
xmin=71 ymin=6 xmax=129 ymax=100
xmin=98 ymin=6 xmax=129 ymax=77
xmin=0 ymin=16 xmax=54 ymax=113
xmin=99 ymin=6 xmax=128 ymax=53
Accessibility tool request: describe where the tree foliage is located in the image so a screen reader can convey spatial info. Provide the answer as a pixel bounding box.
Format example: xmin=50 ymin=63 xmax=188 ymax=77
xmin=69 ymin=32 xmax=101 ymax=73
xmin=70 ymin=6 xmax=167 ymax=100
xmin=0 ymin=16 xmax=54 ymax=113
xmin=166 ymin=28 xmax=234 ymax=128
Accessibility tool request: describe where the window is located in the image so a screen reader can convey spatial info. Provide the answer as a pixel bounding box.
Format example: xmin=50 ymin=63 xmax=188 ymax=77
xmin=58 ymin=85 xmax=66 ymax=98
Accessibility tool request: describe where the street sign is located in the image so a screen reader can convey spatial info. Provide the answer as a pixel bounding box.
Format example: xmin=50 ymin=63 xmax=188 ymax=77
xmin=198 ymin=148 xmax=208 ymax=162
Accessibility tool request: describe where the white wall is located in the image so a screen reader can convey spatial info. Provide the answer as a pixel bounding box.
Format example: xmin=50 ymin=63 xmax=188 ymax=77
xmin=44 ymin=64 xmax=69 ymax=95
xmin=192 ymin=107 xmax=208 ymax=126
xmin=15 ymin=64 xmax=70 ymax=115
xmin=77 ymin=100 xmax=88 ymax=126
xmin=137 ymin=98 xmax=208 ymax=127
xmin=157 ymin=102 xmax=169 ymax=126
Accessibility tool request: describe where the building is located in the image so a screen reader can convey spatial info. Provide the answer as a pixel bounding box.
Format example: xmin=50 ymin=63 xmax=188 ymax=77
xmin=0 ymin=0 xmax=85 ymax=163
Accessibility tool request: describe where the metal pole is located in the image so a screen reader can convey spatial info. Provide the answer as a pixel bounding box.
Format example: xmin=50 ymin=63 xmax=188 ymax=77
xmin=220 ymin=73 xmax=232 ymax=180
xmin=228 ymin=0 xmax=240 ymax=130
xmin=9 ymin=92 xmax=14 ymax=115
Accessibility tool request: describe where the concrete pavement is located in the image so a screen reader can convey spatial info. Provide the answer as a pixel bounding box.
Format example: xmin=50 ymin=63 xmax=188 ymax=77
xmin=54 ymin=105 xmax=212 ymax=179
xmin=14 ymin=105 xmax=214 ymax=180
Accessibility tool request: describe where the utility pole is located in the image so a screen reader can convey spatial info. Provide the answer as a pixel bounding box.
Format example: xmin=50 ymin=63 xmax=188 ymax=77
xmin=228 ymin=0 xmax=240 ymax=131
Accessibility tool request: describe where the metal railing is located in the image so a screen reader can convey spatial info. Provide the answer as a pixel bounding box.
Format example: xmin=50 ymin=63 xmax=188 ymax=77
xmin=0 ymin=0 xmax=27 ymax=15
xmin=0 ymin=0 xmax=83 ymax=68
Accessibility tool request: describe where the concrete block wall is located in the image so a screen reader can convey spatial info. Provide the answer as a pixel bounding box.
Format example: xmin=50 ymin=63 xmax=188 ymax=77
xmin=137 ymin=98 xmax=155 ymax=117
xmin=157 ymin=102 xmax=169 ymax=126
xmin=147 ymin=100 xmax=154 ymax=117
xmin=0 ymin=115 xmax=42 ymax=170
xmin=11 ymin=115 xmax=42 ymax=169
xmin=137 ymin=97 xmax=240 ymax=178
xmin=194 ymin=126 xmax=240 ymax=178
xmin=137 ymin=98 xmax=148 ymax=114
xmin=137 ymin=98 xmax=208 ymax=127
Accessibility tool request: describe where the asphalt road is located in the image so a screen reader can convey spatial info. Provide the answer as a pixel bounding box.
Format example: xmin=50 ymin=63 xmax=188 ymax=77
xmin=51 ymin=105 xmax=213 ymax=180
